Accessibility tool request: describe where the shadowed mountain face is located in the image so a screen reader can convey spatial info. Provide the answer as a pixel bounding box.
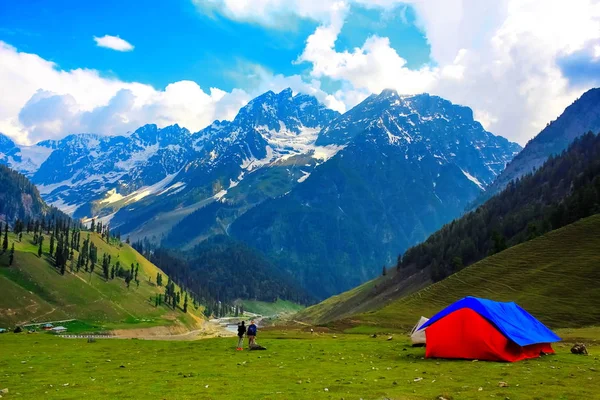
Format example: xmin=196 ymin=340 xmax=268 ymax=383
xmin=486 ymin=87 xmax=600 ymax=196
xmin=0 ymin=164 xmax=69 ymax=226
xmin=229 ymin=90 xmax=521 ymax=298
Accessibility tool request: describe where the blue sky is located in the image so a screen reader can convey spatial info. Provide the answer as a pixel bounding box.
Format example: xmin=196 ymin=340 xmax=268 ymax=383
xmin=0 ymin=0 xmax=598 ymax=146
xmin=0 ymin=0 xmax=430 ymax=93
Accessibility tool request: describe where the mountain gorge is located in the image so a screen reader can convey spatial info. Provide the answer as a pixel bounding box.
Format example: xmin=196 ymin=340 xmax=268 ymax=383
xmin=1 ymin=88 xmax=522 ymax=299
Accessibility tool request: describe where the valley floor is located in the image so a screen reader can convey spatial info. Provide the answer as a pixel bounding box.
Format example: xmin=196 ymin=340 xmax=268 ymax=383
xmin=0 ymin=327 xmax=598 ymax=399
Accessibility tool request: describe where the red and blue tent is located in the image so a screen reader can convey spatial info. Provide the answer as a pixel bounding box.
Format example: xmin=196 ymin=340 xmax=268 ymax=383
xmin=420 ymin=297 xmax=561 ymax=362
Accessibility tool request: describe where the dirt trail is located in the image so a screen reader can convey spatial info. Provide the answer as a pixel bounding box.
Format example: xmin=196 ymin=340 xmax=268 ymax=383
xmin=112 ymin=319 xmax=235 ymax=341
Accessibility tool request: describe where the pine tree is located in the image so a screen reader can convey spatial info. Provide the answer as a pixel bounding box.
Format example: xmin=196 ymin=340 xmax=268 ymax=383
xmin=90 ymin=218 xmax=96 ymax=233
xmin=125 ymin=272 xmax=132 ymax=288
xmin=134 ymin=263 xmax=139 ymax=281
xmin=102 ymin=253 xmax=110 ymax=281
xmin=2 ymin=222 xmax=8 ymax=253
xmin=9 ymin=243 xmax=15 ymax=265
xmin=18 ymin=232 xmax=22 ymax=242
xmin=76 ymin=253 xmax=83 ymax=272
xmin=49 ymin=233 xmax=55 ymax=257
xmin=38 ymin=236 xmax=43 ymax=258
xmin=183 ymin=293 xmax=188 ymax=313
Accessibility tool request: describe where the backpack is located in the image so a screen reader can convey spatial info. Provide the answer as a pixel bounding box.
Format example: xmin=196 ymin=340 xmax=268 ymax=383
xmin=247 ymin=324 xmax=257 ymax=336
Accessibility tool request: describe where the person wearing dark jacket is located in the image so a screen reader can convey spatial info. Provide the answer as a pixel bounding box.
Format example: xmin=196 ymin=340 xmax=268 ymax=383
xmin=237 ymin=321 xmax=246 ymax=351
xmin=247 ymin=320 xmax=257 ymax=348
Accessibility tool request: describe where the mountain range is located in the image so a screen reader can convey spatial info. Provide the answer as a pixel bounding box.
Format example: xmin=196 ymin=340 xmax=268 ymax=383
xmin=0 ymin=87 xmax=530 ymax=297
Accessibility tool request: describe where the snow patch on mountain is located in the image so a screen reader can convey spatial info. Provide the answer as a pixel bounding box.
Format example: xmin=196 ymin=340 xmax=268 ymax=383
xmin=100 ymin=189 xmax=125 ymax=204
xmin=461 ymin=168 xmax=485 ymax=191
xmin=312 ymin=145 xmax=345 ymax=161
xmin=213 ymin=189 xmax=228 ymax=201
xmin=48 ymin=198 xmax=82 ymax=216
xmin=241 ymin=146 xmax=275 ymax=171
xmin=114 ymin=143 xmax=159 ymax=170
xmin=128 ymin=171 xmax=180 ymax=202
xmin=298 ymin=171 xmax=311 ymax=183
xmin=37 ymin=179 xmax=73 ymax=195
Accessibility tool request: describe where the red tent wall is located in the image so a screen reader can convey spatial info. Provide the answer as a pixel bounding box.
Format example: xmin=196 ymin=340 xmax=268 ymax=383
xmin=425 ymin=308 xmax=554 ymax=362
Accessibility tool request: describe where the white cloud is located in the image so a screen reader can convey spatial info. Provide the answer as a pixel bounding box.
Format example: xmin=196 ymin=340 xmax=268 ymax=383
xmin=238 ymin=62 xmax=347 ymax=113
xmin=93 ymin=35 xmax=135 ymax=52
xmin=206 ymin=0 xmax=600 ymax=145
xmin=0 ymin=41 xmax=250 ymax=144
xmin=198 ymin=0 xmax=399 ymax=27
xmin=294 ymin=0 xmax=600 ymax=144
xmin=3 ymin=1 xmax=600 ymax=147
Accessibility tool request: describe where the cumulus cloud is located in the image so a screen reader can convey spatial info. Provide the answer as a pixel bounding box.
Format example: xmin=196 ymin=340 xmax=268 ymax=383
xmin=93 ymin=35 xmax=135 ymax=52
xmin=299 ymin=0 xmax=600 ymax=143
xmin=207 ymin=0 xmax=600 ymax=144
xmin=0 ymin=41 xmax=251 ymax=144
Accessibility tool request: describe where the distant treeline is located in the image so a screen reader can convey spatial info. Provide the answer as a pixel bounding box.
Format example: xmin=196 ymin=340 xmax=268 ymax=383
xmin=398 ymin=131 xmax=600 ymax=281
xmin=133 ymin=235 xmax=313 ymax=315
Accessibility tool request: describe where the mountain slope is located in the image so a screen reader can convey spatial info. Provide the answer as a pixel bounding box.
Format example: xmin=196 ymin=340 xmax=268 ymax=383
xmin=0 ymin=164 xmax=68 ymax=226
xmin=0 ymin=230 xmax=203 ymax=328
xmin=297 ymin=132 xmax=600 ymax=325
xmin=230 ymin=90 xmax=521 ymax=298
xmin=487 ymin=87 xmax=600 ymax=195
xmin=109 ymin=89 xmax=341 ymax=244
xmin=332 ymin=214 xmax=600 ymax=330
xmin=398 ymin=131 xmax=600 ymax=282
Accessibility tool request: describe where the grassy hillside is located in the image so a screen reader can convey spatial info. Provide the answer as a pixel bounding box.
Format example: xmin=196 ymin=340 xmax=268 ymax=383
xmin=0 ymin=231 xmax=204 ymax=329
xmin=241 ymin=299 xmax=305 ymax=316
xmin=305 ymin=213 xmax=600 ymax=331
xmin=295 ymin=265 xmax=431 ymax=325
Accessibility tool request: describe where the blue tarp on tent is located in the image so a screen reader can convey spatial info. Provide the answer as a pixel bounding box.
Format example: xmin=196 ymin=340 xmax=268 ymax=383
xmin=420 ymin=297 xmax=561 ymax=346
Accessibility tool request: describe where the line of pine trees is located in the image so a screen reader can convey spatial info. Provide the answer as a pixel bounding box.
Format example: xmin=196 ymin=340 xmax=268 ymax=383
xmin=2 ymin=216 xmax=198 ymax=318
xmin=397 ymin=131 xmax=600 ymax=282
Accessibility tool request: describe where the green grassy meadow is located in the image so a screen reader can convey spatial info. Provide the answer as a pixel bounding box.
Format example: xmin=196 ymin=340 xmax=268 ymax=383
xmin=0 ymin=231 xmax=204 ymax=330
xmin=0 ymin=328 xmax=598 ymax=400
xmin=242 ymin=299 xmax=305 ymax=316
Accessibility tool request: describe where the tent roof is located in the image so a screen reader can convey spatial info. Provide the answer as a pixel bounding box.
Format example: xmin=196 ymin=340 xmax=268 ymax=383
xmin=411 ymin=316 xmax=429 ymax=334
xmin=420 ymin=297 xmax=561 ymax=346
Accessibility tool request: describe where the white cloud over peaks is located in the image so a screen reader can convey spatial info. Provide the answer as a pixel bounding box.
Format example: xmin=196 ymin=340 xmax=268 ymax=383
xmin=93 ymin=35 xmax=135 ymax=52
xmin=239 ymin=62 xmax=347 ymax=113
xmin=292 ymin=0 xmax=600 ymax=144
xmin=0 ymin=41 xmax=250 ymax=144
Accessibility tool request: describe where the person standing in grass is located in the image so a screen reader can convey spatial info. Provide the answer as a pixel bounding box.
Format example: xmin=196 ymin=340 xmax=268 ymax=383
xmin=247 ymin=320 xmax=257 ymax=348
xmin=236 ymin=321 xmax=246 ymax=351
